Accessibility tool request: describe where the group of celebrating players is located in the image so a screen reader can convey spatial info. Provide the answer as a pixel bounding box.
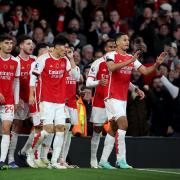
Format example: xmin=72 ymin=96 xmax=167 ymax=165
xmin=0 ymin=32 xmax=167 ymax=170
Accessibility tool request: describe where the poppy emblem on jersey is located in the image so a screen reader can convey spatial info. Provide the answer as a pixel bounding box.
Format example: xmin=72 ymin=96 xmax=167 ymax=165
xmin=3 ymin=65 xmax=8 ymax=70
xmin=56 ymin=63 xmax=59 ymax=68
xmin=10 ymin=65 xmax=14 ymax=70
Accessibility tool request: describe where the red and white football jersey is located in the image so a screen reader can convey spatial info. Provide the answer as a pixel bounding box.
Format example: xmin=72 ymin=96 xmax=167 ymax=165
xmin=32 ymin=53 xmax=71 ymax=103
xmin=29 ymin=61 xmax=41 ymax=113
xmin=105 ymin=51 xmax=142 ymax=101
xmin=0 ymin=56 xmax=20 ymax=104
xmin=17 ymin=55 xmax=36 ymax=103
xmin=88 ymin=57 xmax=109 ymax=108
xmin=66 ymin=66 xmax=80 ymax=109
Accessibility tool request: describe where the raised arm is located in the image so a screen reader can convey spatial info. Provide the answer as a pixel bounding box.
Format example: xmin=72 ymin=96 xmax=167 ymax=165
xmin=106 ymin=51 xmax=141 ymax=72
xmin=138 ymin=52 xmax=167 ymax=75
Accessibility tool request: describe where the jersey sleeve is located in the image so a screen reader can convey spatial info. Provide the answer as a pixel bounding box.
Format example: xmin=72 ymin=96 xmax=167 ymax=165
xmin=66 ymin=58 xmax=71 ymax=72
xmin=134 ymin=59 xmax=142 ymax=70
xmin=32 ymin=56 xmax=46 ymax=76
xmin=15 ymin=59 xmax=20 ymax=78
xmin=88 ymin=61 xmax=99 ymax=79
xmin=30 ymin=62 xmax=37 ymax=86
xmin=105 ymin=51 xmax=115 ymax=62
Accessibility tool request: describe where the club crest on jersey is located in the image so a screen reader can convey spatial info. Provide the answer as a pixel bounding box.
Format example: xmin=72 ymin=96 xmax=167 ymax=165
xmin=27 ymin=64 xmax=30 ymax=69
xmin=61 ymin=62 xmax=65 ymax=68
xmin=10 ymin=65 xmax=14 ymax=70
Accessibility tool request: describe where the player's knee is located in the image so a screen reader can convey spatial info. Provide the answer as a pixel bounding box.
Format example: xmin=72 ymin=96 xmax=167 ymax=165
xmin=43 ymin=125 xmax=54 ymax=133
xmin=2 ymin=126 xmax=11 ymax=134
xmin=55 ymin=125 xmax=65 ymax=132
xmin=93 ymin=125 xmax=103 ymax=134
xmin=117 ymin=116 xmax=128 ymax=130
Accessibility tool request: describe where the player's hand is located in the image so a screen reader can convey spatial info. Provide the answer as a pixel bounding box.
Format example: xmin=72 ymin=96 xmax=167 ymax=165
xmin=14 ymin=104 xmax=18 ymax=112
xmin=135 ymin=88 xmax=145 ymax=100
xmin=18 ymin=99 xmax=25 ymax=109
xmin=156 ymin=52 xmax=168 ymax=65
xmin=99 ymin=77 xmax=108 ymax=86
xmin=132 ymin=50 xmax=141 ymax=62
xmin=29 ymin=95 xmax=36 ymax=105
xmin=167 ymin=126 xmax=174 ymax=135
xmin=0 ymin=93 xmax=5 ymax=104
xmin=143 ymin=85 xmax=149 ymax=91
xmin=66 ymin=48 xmax=74 ymax=60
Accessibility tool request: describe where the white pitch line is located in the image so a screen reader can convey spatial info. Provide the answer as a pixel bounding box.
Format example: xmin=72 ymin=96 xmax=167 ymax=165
xmin=136 ymin=168 xmax=180 ymax=175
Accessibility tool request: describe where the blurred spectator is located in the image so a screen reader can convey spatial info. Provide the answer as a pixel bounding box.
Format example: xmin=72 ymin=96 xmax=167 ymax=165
xmin=173 ymin=25 xmax=180 ymax=57
xmin=39 ymin=19 xmax=54 ymax=43
xmin=109 ymin=9 xmax=128 ymax=34
xmin=153 ymin=24 xmax=172 ymax=57
xmin=32 ymin=25 xmax=45 ymax=43
xmin=145 ymin=76 xmax=173 ymax=136
xmin=87 ymin=7 xmax=105 ymax=48
xmin=135 ymin=7 xmax=156 ymax=58
xmin=73 ymin=49 xmax=81 ymax=65
xmin=157 ymin=63 xmax=170 ymax=77
xmin=79 ymin=44 xmax=94 ymax=72
xmin=127 ymin=70 xmax=149 ymax=136
xmin=83 ymin=65 xmax=91 ymax=82
xmin=94 ymin=50 xmax=103 ymax=60
xmin=163 ymin=42 xmax=180 ymax=69
xmin=172 ymin=9 xmax=180 ymax=25
xmin=12 ymin=5 xmax=31 ymax=36
xmin=107 ymin=0 xmax=135 ymax=19
xmin=81 ymin=86 xmax=93 ymax=136
xmin=67 ymin=18 xmax=87 ymax=46
xmin=66 ymin=28 xmax=81 ymax=48
xmin=50 ymin=0 xmax=78 ymax=34
xmin=4 ymin=17 xmax=17 ymax=36
xmin=0 ymin=0 xmax=11 ymax=32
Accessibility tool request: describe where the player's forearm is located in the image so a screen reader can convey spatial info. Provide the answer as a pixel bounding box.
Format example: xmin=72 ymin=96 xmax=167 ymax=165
xmin=71 ymin=67 xmax=80 ymax=81
xmin=108 ymin=58 xmax=134 ymax=72
xmin=14 ymin=78 xmax=20 ymax=105
xmin=69 ymin=57 xmax=76 ymax=69
xmin=143 ymin=63 xmax=158 ymax=75
xmin=29 ymin=86 xmax=35 ymax=97
xmin=86 ymin=77 xmax=99 ymax=87
xmin=128 ymin=82 xmax=137 ymax=92
xmin=30 ymin=74 xmax=37 ymax=86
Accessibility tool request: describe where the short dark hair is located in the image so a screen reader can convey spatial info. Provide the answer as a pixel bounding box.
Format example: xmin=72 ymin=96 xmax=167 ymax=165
xmin=115 ymin=32 xmax=127 ymax=42
xmin=158 ymin=63 xmax=170 ymax=72
xmin=0 ymin=34 xmax=13 ymax=42
xmin=33 ymin=42 xmax=48 ymax=56
xmin=17 ymin=35 xmax=32 ymax=46
xmin=53 ymin=35 xmax=69 ymax=46
xmin=103 ymin=38 xmax=115 ymax=48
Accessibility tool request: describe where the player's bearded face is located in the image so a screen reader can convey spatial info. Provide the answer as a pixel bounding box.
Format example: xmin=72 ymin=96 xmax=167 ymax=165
xmin=0 ymin=40 xmax=13 ymax=53
xmin=22 ymin=40 xmax=34 ymax=55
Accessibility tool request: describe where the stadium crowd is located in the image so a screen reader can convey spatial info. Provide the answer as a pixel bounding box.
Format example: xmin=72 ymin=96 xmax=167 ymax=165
xmin=0 ymin=0 xmax=180 ymax=170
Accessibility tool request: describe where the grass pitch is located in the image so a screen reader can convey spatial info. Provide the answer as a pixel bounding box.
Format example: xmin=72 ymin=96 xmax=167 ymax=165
xmin=0 ymin=168 xmax=180 ymax=180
